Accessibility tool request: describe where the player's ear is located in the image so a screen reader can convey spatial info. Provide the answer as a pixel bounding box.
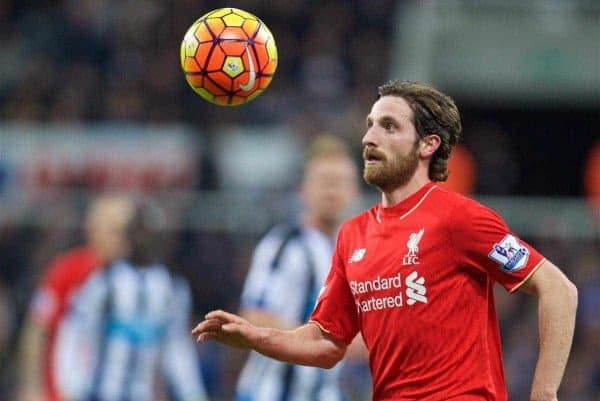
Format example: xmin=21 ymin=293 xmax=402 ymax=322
xmin=419 ymin=134 xmax=441 ymax=158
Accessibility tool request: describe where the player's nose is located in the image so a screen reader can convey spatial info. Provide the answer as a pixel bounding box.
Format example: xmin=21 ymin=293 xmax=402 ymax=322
xmin=362 ymin=126 xmax=379 ymax=148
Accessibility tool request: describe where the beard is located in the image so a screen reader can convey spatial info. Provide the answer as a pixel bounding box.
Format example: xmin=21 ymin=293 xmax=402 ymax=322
xmin=363 ymin=140 xmax=420 ymax=192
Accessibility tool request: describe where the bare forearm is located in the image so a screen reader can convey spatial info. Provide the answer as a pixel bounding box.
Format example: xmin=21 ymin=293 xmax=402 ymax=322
xmin=192 ymin=310 xmax=346 ymax=369
xmin=241 ymin=310 xmax=335 ymax=365
xmin=254 ymin=323 xmax=345 ymax=369
xmin=530 ymin=279 xmax=578 ymax=400
xmin=241 ymin=309 xmax=296 ymax=331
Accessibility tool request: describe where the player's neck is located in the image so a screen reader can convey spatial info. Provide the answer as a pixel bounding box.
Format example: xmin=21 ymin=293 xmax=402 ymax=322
xmin=380 ymin=173 xmax=431 ymax=208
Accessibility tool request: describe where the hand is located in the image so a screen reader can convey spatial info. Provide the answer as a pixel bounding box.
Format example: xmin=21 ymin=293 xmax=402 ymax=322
xmin=191 ymin=309 xmax=263 ymax=349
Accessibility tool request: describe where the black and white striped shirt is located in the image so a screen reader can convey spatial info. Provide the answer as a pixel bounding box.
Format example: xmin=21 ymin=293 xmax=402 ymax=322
xmin=55 ymin=260 xmax=209 ymax=401
xmin=236 ymin=224 xmax=344 ymax=401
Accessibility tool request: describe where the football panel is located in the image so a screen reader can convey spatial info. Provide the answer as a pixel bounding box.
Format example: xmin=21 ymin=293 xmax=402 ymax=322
xmin=191 ymin=86 xmax=216 ymax=103
xmin=208 ymin=70 xmax=236 ymax=91
xmin=223 ymin=56 xmax=244 ymax=78
xmin=229 ymin=95 xmax=247 ymax=106
xmin=195 ymin=42 xmax=215 ymax=68
xmin=222 ymin=13 xmax=245 ymax=27
xmin=241 ymin=18 xmax=260 ymax=38
xmin=252 ymin=43 xmax=269 ymax=71
xmin=213 ymin=95 xmax=232 ymax=106
xmin=204 ymin=72 xmax=231 ymax=94
xmin=230 ymin=8 xmax=258 ymax=21
xmin=238 ymin=48 xmax=260 ymax=93
xmin=193 ymin=21 xmax=214 ymax=42
xmin=261 ymin=23 xmax=276 ymax=43
xmin=185 ymin=73 xmax=204 ymax=88
xmin=220 ymin=40 xmax=247 ymax=57
xmin=204 ymin=17 xmax=225 ymax=37
xmin=211 ymin=94 xmax=246 ymax=106
xmin=246 ymin=89 xmax=265 ymax=102
xmin=261 ymin=59 xmax=277 ymax=75
xmin=266 ymin=37 xmax=278 ymax=61
xmin=183 ymin=34 xmax=199 ymax=58
xmin=219 ymin=26 xmax=249 ymax=42
xmin=206 ymin=46 xmax=226 ymax=71
xmin=253 ymin=24 xmax=274 ymax=45
xmin=232 ymin=71 xmax=255 ymax=94
xmin=204 ymin=8 xmax=232 ymax=19
xmin=183 ymin=57 xmax=201 ymax=73
xmin=180 ymin=40 xmax=186 ymax=68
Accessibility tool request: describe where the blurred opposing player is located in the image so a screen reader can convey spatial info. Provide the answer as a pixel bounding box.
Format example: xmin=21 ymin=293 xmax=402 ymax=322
xmin=193 ymin=81 xmax=578 ymax=401
xmin=19 ymin=195 xmax=134 ymax=401
xmin=235 ymin=134 xmax=362 ymax=401
xmin=56 ymin=199 xmax=209 ymax=401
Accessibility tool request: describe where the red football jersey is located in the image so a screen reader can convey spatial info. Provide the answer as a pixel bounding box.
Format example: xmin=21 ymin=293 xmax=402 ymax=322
xmin=30 ymin=247 xmax=100 ymax=401
xmin=310 ymin=182 xmax=544 ymax=401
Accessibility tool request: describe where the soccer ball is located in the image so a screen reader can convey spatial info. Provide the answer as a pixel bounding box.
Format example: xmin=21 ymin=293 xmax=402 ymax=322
xmin=180 ymin=8 xmax=278 ymax=106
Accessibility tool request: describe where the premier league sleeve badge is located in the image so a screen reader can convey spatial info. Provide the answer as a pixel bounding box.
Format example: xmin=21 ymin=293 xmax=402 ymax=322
xmin=488 ymin=234 xmax=529 ymax=273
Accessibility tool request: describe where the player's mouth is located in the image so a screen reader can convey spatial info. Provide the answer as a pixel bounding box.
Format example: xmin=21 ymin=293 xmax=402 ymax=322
xmin=363 ymin=148 xmax=385 ymax=165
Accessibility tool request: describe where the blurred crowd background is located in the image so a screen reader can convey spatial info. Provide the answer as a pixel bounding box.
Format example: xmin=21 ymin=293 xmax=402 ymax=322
xmin=0 ymin=0 xmax=599 ymax=400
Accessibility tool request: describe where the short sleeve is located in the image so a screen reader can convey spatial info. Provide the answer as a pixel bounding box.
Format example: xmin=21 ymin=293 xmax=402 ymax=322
xmin=450 ymin=198 xmax=545 ymax=292
xmin=309 ymin=236 xmax=359 ymax=345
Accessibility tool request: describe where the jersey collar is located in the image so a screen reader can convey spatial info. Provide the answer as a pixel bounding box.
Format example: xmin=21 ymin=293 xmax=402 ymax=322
xmin=375 ymin=182 xmax=437 ymax=221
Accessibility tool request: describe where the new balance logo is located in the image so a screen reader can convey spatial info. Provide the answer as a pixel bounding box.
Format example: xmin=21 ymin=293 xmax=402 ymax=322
xmin=349 ymin=248 xmax=366 ymax=263
xmin=405 ymin=271 xmax=427 ymax=305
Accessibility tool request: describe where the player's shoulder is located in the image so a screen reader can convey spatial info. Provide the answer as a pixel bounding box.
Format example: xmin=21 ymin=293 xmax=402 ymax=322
xmin=53 ymin=246 xmax=96 ymax=266
xmin=43 ymin=246 xmax=98 ymax=281
xmin=431 ymin=185 xmax=490 ymax=211
xmin=433 ymin=185 xmax=505 ymax=225
xmin=428 ymin=184 xmax=470 ymax=205
xmin=38 ymin=247 xmax=101 ymax=301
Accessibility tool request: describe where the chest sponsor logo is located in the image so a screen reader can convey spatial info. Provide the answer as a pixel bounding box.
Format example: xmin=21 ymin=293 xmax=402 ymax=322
xmin=402 ymin=228 xmax=424 ymax=266
xmin=348 ymin=248 xmax=367 ymax=263
xmin=350 ymin=272 xmax=427 ymax=313
xmin=405 ymin=271 xmax=427 ymax=305
xmin=488 ymin=234 xmax=529 ymax=272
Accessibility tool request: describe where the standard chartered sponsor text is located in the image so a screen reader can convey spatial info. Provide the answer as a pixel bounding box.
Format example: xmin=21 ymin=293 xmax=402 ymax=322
xmin=350 ymin=273 xmax=403 ymax=294
xmin=351 ymin=273 xmax=404 ymax=312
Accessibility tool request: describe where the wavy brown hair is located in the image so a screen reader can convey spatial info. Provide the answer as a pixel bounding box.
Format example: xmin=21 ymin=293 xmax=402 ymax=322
xmin=377 ymin=81 xmax=462 ymax=182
